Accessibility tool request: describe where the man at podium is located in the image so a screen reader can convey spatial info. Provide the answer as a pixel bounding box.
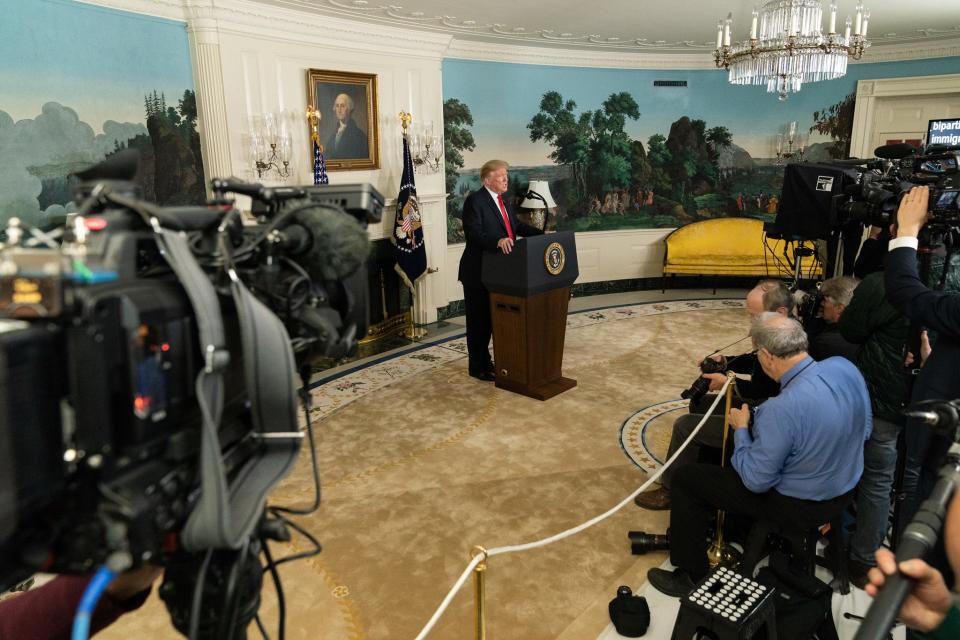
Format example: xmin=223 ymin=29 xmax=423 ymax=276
xmin=458 ymin=160 xmax=544 ymax=381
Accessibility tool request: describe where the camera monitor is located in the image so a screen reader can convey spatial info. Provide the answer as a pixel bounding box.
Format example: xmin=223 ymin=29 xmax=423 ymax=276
xmin=774 ymin=162 xmax=860 ymax=240
xmin=927 ymin=118 xmax=960 ymax=147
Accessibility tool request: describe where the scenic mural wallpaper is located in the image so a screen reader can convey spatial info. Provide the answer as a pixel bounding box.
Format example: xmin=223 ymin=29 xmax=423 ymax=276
xmin=442 ymin=56 xmax=960 ymax=244
xmin=0 ymin=0 xmax=204 ymax=229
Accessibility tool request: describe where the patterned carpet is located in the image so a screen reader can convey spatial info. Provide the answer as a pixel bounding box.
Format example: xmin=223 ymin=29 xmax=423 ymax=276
xmin=99 ymin=298 xmax=748 ymax=640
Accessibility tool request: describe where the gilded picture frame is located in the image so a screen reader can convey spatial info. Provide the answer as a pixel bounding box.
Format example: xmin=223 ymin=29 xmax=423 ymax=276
xmin=306 ymin=69 xmax=380 ymax=171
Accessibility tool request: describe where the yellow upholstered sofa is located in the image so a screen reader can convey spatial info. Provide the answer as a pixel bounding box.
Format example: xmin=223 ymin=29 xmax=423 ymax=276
xmin=662 ymin=217 xmax=822 ymax=288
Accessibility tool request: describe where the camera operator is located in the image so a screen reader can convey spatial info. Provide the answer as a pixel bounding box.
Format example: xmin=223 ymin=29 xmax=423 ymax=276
xmin=885 ymin=185 xmax=959 ymax=582
xmin=865 ymin=492 xmax=960 ymax=639
xmin=808 ymin=275 xmax=860 ymax=363
xmin=0 ymin=566 xmax=161 ymax=639
xmin=646 ymin=313 xmax=871 ymax=596
xmin=836 ymin=261 xmax=911 ymax=587
xmin=634 ymin=280 xmax=792 ymax=511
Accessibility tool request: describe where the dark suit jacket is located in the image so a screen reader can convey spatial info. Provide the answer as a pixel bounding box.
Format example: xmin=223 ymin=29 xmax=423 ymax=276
xmin=325 ymin=119 xmax=368 ymax=159
xmin=457 ymin=188 xmax=543 ymax=288
xmin=885 ymin=246 xmax=960 ymax=403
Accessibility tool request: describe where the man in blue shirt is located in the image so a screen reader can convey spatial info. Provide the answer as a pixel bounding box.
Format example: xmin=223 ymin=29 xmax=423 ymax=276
xmin=648 ymin=312 xmax=872 ymax=596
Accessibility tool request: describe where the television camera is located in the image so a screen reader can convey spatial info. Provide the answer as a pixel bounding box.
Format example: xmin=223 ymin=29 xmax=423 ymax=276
xmin=0 ymin=149 xmax=381 ymax=638
xmin=836 ymin=142 xmax=960 ymax=229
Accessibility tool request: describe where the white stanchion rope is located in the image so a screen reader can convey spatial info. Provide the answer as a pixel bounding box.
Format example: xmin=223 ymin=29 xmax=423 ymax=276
xmin=413 ymin=377 xmax=735 ymax=640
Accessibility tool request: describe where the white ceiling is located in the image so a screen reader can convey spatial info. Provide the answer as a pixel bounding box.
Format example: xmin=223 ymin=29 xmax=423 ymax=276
xmin=256 ymin=0 xmax=960 ymax=53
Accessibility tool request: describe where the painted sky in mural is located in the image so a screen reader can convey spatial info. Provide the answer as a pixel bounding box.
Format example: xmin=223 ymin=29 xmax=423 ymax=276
xmin=0 ymin=0 xmax=202 ymax=225
xmin=441 ymin=56 xmax=960 ymax=240
xmin=444 ymin=57 xmax=960 ymax=167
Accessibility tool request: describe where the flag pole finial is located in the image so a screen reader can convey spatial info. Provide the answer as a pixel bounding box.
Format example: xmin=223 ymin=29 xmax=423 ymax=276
xmin=306 ymin=106 xmax=321 ymax=145
xmin=398 ymin=111 xmax=412 ymax=132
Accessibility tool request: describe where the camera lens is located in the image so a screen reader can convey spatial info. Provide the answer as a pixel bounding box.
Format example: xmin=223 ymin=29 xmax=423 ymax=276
xmin=628 ymin=530 xmax=670 ymax=555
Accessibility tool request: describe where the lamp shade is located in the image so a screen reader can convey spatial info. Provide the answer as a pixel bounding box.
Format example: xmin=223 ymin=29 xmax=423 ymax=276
xmin=520 ymin=180 xmax=557 ymax=209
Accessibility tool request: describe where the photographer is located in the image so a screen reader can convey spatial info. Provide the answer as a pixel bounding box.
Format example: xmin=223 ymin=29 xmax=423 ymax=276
xmin=838 ymin=262 xmax=910 ymax=587
xmin=0 ymin=566 xmax=161 ymax=639
xmin=865 ymin=492 xmax=960 ymax=639
xmin=647 ymin=313 xmax=871 ymax=596
xmin=808 ymin=275 xmax=860 ymax=363
xmin=885 ymin=185 xmax=959 ymax=581
xmin=634 ymin=280 xmax=792 ymax=511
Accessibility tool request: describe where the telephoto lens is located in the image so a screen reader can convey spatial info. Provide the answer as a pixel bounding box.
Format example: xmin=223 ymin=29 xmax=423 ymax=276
xmin=628 ymin=529 xmax=670 ymax=555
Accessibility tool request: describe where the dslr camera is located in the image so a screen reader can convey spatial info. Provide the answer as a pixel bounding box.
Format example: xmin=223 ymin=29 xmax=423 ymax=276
xmin=0 ymin=150 xmax=381 ymax=637
xmin=680 ymin=357 xmax=727 ymax=404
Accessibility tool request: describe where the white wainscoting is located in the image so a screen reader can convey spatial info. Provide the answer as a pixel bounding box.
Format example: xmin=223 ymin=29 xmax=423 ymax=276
xmin=444 ymin=228 xmax=670 ymax=308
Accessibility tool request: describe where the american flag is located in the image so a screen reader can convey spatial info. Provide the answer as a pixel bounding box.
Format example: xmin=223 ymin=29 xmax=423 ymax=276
xmin=313 ymin=136 xmax=329 ymax=185
xmin=393 ymin=130 xmax=427 ymax=289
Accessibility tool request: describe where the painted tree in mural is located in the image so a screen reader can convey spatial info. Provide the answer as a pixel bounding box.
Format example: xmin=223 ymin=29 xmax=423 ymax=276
xmin=527 ymin=91 xmax=640 ymax=206
xmin=108 ymin=89 xmax=205 ymax=206
xmin=527 ymin=92 xmax=591 ymax=199
xmin=810 ymin=91 xmax=856 ymax=159
xmin=443 ymin=98 xmax=475 ymax=197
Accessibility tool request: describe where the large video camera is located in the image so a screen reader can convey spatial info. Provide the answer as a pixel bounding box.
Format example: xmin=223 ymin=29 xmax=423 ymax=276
xmin=0 ymin=150 xmax=381 ymax=637
xmin=836 ymin=142 xmax=960 ymax=229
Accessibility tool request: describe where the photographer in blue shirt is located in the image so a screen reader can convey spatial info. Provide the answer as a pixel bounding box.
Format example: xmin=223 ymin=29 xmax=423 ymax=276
xmin=649 ymin=312 xmax=872 ymax=596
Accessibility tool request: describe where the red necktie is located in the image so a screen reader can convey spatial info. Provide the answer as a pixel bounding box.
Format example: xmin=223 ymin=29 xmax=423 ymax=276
xmin=497 ymin=194 xmax=515 ymax=241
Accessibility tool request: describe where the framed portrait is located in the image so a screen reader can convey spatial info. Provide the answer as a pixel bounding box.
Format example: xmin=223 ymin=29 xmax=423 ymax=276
xmin=306 ymin=69 xmax=379 ymax=171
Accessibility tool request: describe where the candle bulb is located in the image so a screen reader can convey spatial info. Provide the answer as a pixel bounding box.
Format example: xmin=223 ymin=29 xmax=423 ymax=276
xmin=862 ymin=9 xmax=870 ymax=37
xmin=750 ymin=8 xmax=758 ymax=39
xmin=828 ymin=2 xmax=837 ymax=33
xmin=844 ymin=15 xmax=851 ymax=41
xmin=717 ymin=21 xmax=723 ymax=48
xmin=854 ymin=2 xmax=863 ymax=35
xmin=789 ymin=121 xmax=797 ymax=138
xmin=723 ymin=13 xmax=732 ymax=46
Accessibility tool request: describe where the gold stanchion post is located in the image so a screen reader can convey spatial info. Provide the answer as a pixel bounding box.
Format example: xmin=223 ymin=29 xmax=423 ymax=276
xmin=706 ymin=371 xmax=743 ymax=569
xmin=471 ymin=546 xmax=488 ymax=640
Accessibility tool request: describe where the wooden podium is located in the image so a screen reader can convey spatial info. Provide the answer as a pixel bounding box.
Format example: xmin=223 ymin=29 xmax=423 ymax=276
xmin=481 ymin=231 xmax=578 ymax=401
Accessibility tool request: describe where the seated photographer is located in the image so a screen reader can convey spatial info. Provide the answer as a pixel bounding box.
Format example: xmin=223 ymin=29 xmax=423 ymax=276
xmin=865 ymin=492 xmax=960 ymax=640
xmin=0 ymin=565 xmax=161 ymax=640
xmin=634 ymin=279 xmax=792 ymax=511
xmin=808 ymin=275 xmax=860 ymax=363
xmin=837 ymin=257 xmax=910 ymax=587
xmin=886 ymin=184 xmax=960 ymax=583
xmin=647 ymin=313 xmax=871 ymax=596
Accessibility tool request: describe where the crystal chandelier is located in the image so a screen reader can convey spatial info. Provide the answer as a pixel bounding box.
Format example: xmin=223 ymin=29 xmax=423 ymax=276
xmin=714 ymin=1 xmax=871 ymax=101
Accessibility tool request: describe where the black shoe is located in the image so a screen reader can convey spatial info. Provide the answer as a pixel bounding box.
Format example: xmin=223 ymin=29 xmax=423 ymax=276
xmin=469 ymin=370 xmax=496 ymax=382
xmin=647 ymin=568 xmax=695 ymax=598
xmin=847 ymin=557 xmax=872 ymax=590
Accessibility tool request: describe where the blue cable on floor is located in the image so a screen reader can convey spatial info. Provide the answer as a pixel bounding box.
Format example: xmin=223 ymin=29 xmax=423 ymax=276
xmin=71 ymin=565 xmax=117 ymax=640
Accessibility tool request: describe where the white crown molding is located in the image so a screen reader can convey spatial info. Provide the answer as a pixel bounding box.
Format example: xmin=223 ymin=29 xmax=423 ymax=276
xmin=444 ymin=39 xmax=716 ymax=70
xmin=73 ymin=0 xmax=187 ymax=21
xmin=74 ymin=0 xmax=454 ymax=58
xmin=855 ymin=38 xmax=960 ymax=63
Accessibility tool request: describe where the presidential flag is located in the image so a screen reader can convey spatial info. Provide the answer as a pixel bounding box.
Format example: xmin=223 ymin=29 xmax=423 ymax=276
xmin=393 ymin=131 xmax=427 ymax=290
xmin=312 ymin=133 xmax=329 ymax=185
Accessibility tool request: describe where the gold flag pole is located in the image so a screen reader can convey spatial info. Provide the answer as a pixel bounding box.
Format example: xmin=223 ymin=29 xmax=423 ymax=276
xmin=706 ymin=371 xmax=743 ymax=569
xmin=471 ymin=546 xmax=488 ymax=640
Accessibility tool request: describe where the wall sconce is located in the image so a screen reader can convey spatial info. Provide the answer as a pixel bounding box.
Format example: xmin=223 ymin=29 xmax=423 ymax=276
xmin=248 ymin=112 xmax=292 ymax=180
xmin=520 ymin=180 xmax=557 ymax=232
xmin=774 ymin=121 xmax=806 ymax=165
xmin=409 ymin=120 xmax=442 ymax=174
